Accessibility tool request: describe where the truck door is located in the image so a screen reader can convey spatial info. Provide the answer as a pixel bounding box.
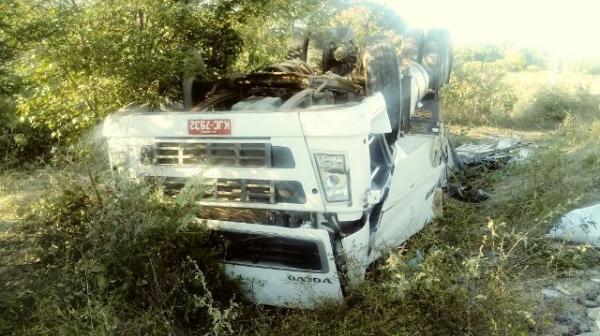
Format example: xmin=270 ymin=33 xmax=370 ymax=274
xmin=371 ymin=135 xmax=446 ymax=253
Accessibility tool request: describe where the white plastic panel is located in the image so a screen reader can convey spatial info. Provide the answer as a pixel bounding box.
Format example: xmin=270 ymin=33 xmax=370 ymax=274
xmin=298 ymin=93 xmax=391 ymax=136
xmin=207 ymin=220 xmax=343 ymax=307
xmin=370 ymin=134 xmax=447 ymax=262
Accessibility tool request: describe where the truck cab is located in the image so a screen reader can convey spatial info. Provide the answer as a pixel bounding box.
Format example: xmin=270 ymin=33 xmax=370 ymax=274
xmin=103 ymin=30 xmax=454 ymax=307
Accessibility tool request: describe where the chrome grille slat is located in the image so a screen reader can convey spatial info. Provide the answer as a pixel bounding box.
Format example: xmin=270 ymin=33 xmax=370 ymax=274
xmin=149 ymin=177 xmax=305 ymax=205
xmin=194 ymin=178 xmax=275 ymax=204
xmin=153 ymin=141 xmax=270 ymax=167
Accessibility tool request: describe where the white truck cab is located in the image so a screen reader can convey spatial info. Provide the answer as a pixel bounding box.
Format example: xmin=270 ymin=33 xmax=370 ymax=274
xmin=103 ymin=30 xmax=455 ymax=307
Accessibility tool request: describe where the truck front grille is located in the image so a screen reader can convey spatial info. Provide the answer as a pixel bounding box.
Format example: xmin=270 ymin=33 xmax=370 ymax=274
xmin=153 ymin=142 xmax=271 ymax=167
xmin=206 ymin=179 xmax=274 ymax=203
xmin=156 ymin=177 xmax=306 ymax=204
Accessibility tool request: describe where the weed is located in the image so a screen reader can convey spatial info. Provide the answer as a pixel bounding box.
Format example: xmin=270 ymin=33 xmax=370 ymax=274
xmin=443 ymin=61 xmax=518 ymax=125
xmin=242 ymin=215 xmax=544 ymax=336
xmin=2 ymin=173 xmax=241 ymax=335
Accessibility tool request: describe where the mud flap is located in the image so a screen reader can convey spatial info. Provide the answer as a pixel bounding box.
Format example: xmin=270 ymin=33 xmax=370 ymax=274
xmin=206 ymin=220 xmax=344 ymax=308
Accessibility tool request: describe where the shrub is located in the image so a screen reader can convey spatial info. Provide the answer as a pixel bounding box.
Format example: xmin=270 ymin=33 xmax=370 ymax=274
xmin=442 ymin=61 xmax=518 ymax=125
xmin=521 ymin=85 xmax=600 ymax=124
xmin=529 ymin=86 xmax=575 ymax=122
xmin=3 ymin=174 xmax=240 ymax=335
xmin=0 ymin=68 xmax=53 ymax=168
xmin=244 ymin=215 xmax=542 ymax=336
xmin=0 ymin=103 xmax=54 ymax=169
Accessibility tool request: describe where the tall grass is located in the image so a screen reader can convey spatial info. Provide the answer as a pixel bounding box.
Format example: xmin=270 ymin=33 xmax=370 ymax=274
xmin=443 ymin=64 xmax=600 ymax=128
xmin=242 ymin=212 xmax=545 ymax=336
xmin=243 ymin=113 xmax=600 ymax=336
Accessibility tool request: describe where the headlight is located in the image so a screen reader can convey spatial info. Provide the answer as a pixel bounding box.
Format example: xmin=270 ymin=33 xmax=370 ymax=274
xmin=314 ymin=153 xmax=350 ymax=202
xmin=107 ymin=139 xmax=129 ymax=172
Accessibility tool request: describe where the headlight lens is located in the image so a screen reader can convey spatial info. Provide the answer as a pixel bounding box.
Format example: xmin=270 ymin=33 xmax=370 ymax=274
xmin=314 ymin=153 xmax=350 ymax=202
xmin=107 ymin=140 xmax=129 ymax=172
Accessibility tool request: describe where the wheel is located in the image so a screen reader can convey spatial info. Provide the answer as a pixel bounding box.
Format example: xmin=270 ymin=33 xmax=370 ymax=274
xmin=363 ymin=35 xmax=402 ymax=138
xmin=399 ymin=28 xmax=425 ymax=66
xmin=421 ymin=29 xmax=453 ymax=92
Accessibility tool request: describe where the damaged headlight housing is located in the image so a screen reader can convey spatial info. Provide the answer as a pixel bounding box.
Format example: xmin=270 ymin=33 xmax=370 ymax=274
xmin=314 ymin=153 xmax=350 ymax=202
xmin=139 ymin=144 xmax=155 ymax=165
xmin=107 ymin=140 xmax=130 ymax=172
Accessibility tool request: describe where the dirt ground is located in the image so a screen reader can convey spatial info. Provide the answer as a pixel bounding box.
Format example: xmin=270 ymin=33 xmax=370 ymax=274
xmin=0 ymin=169 xmax=51 ymax=290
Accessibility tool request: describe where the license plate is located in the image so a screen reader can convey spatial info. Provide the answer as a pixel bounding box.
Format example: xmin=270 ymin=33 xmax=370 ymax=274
xmin=188 ymin=119 xmax=231 ymax=135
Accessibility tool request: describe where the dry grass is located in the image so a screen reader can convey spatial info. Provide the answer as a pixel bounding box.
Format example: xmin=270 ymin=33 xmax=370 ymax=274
xmin=0 ymin=168 xmax=52 ymax=267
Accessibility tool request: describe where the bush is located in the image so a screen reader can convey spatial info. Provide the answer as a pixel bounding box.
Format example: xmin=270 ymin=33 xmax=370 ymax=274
xmin=3 ymin=174 xmax=240 ymax=335
xmin=244 ymin=214 xmax=542 ymax=336
xmin=442 ymin=61 xmax=518 ymax=125
xmin=529 ymin=86 xmax=575 ymax=122
xmin=0 ymin=65 xmax=53 ymax=168
xmin=0 ymin=100 xmax=53 ymax=169
xmin=522 ymin=85 xmax=600 ymax=124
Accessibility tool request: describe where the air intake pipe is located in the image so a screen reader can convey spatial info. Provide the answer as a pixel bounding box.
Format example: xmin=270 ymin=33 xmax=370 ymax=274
xmin=399 ymin=28 xmax=453 ymax=130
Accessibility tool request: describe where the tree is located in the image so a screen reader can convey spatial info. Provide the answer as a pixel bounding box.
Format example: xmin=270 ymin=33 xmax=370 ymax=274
xmin=12 ymin=0 xmax=336 ymax=142
xmin=0 ymin=0 xmax=57 ymax=166
xmin=4 ymin=0 xmax=406 ymax=150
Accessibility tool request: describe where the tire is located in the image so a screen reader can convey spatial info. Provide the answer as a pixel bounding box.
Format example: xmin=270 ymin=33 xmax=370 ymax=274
xmin=421 ymin=29 xmax=453 ymax=92
xmin=363 ymin=35 xmax=402 ymax=137
xmin=400 ymin=28 xmax=425 ymax=65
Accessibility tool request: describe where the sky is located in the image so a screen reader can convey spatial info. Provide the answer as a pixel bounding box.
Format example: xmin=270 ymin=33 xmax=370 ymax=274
xmin=384 ymin=0 xmax=600 ymax=60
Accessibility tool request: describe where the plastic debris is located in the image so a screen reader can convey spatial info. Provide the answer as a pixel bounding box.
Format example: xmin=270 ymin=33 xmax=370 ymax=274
xmin=455 ymin=137 xmax=533 ymax=167
xmin=446 ymin=184 xmax=490 ymax=203
xmin=548 ymin=204 xmax=600 ymax=246
xmin=543 ymin=288 xmax=564 ymax=298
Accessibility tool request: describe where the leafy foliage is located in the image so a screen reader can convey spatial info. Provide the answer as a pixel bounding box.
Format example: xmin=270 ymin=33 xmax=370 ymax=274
xmin=524 ymin=85 xmax=600 ymax=123
xmin=443 ymin=61 xmax=518 ymax=125
xmin=2 ymin=0 xmax=339 ymax=158
xmin=0 ymin=0 xmax=55 ymax=167
xmin=455 ymin=45 xmax=548 ymax=71
xmin=0 ymin=0 xmax=409 ymax=164
xmin=3 ymin=174 xmax=240 ymax=335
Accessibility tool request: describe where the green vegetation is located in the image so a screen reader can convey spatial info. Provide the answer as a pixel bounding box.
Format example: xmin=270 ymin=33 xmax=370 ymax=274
xmin=0 ymin=0 xmax=345 ymax=165
xmin=443 ymin=44 xmax=600 ymax=128
xmin=2 ymin=172 xmax=241 ymax=335
xmin=6 ymin=120 xmax=600 ymax=335
xmin=2 ymin=1 xmax=600 ymax=335
xmin=0 ymin=0 xmax=405 ymax=167
xmin=442 ymin=61 xmax=518 ymax=125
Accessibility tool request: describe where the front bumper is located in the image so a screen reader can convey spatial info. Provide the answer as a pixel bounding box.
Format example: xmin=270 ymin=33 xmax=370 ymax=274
xmin=207 ymin=220 xmax=344 ymax=307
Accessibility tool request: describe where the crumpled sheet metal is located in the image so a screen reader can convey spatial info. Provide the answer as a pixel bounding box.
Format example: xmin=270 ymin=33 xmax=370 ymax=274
xmin=454 ymin=137 xmax=531 ymax=166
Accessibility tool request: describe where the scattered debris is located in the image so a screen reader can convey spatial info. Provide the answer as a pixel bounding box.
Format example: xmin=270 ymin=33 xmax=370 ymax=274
xmin=407 ymin=250 xmax=424 ymax=270
xmin=540 ymin=269 xmax=600 ymax=335
xmin=446 ymin=137 xmax=535 ymax=203
xmin=455 ymin=136 xmax=533 ymax=167
xmin=231 ymin=96 xmax=282 ymax=111
xmin=446 ymin=184 xmax=490 ymax=203
xmin=543 ymin=288 xmax=565 ymax=299
xmin=548 ymin=204 xmax=600 ymax=247
xmin=587 ymin=307 xmax=600 ymax=330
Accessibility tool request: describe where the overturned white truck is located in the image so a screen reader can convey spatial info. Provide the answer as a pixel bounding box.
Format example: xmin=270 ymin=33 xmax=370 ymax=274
xmin=103 ymin=29 xmax=455 ymax=307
